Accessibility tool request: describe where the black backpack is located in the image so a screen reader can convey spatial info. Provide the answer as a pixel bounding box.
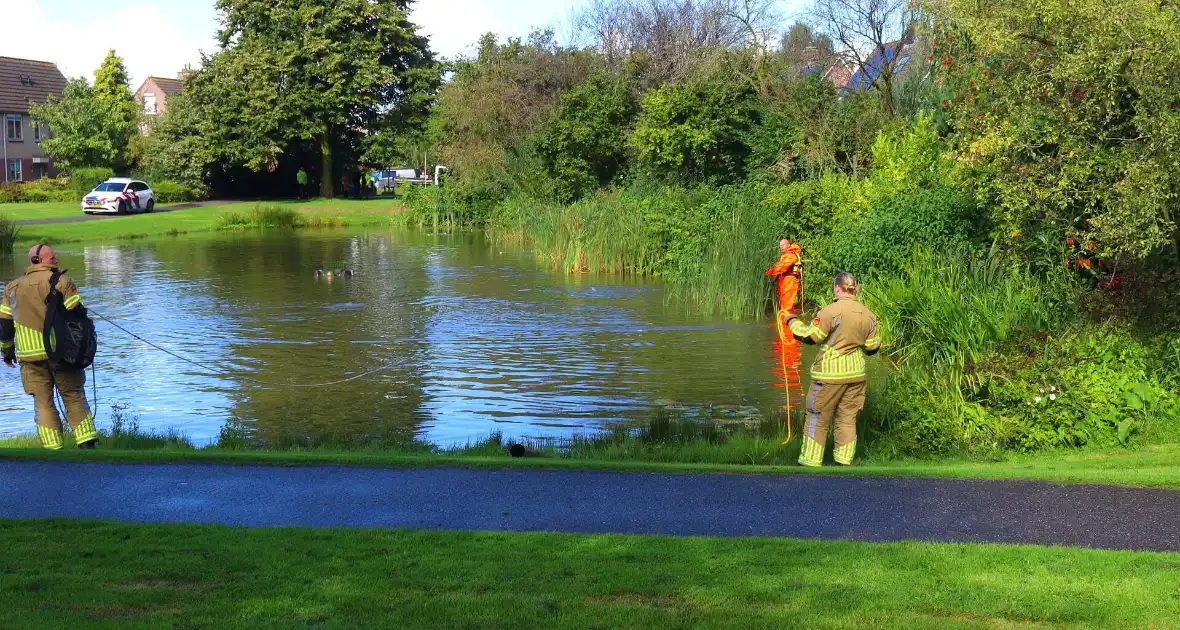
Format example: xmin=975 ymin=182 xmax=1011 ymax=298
xmin=43 ymin=271 xmax=97 ymax=371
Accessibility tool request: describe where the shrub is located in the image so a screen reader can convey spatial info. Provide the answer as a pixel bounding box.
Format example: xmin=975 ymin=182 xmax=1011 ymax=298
xmin=0 ymin=183 xmax=23 ymax=203
xmin=68 ymin=167 xmax=115 ymax=196
xmin=150 ymin=180 xmax=202 ymax=204
xmin=216 ymin=203 xmax=304 ymax=230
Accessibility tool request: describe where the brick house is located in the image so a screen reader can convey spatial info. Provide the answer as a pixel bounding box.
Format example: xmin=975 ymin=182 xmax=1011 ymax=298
xmin=133 ymin=75 xmax=184 ymax=134
xmin=0 ymin=56 xmax=67 ymax=183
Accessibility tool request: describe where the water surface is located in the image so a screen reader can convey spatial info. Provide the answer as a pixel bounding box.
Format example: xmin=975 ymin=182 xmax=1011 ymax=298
xmin=0 ymin=230 xmax=790 ymax=445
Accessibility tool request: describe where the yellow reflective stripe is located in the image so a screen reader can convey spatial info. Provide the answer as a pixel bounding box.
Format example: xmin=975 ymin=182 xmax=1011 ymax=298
xmin=0 ymin=304 xmax=10 ymax=316
xmin=812 ymin=347 xmax=867 ymax=380
xmin=834 ymin=440 xmax=857 ymax=465
xmin=63 ymin=294 xmax=82 ymax=310
xmin=14 ymin=322 xmax=45 ymax=359
xmin=38 ymin=425 xmax=63 ymax=450
xmin=74 ymin=415 xmax=98 ymax=444
xmin=799 ymin=435 xmax=824 ymax=466
xmin=789 ymin=320 xmax=828 ymax=341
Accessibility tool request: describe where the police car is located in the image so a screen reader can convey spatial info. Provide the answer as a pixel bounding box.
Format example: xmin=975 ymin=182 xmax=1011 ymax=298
xmin=81 ymin=178 xmax=155 ymax=214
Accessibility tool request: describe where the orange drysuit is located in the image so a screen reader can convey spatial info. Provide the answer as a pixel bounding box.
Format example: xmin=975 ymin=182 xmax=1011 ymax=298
xmin=765 ymin=244 xmax=803 ymax=316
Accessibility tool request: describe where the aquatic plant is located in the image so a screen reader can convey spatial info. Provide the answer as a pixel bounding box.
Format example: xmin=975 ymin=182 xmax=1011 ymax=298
xmin=0 ymin=214 xmax=21 ymax=255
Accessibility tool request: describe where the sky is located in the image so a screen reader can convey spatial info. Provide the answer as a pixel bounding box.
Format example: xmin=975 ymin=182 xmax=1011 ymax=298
xmin=0 ymin=0 xmax=804 ymax=87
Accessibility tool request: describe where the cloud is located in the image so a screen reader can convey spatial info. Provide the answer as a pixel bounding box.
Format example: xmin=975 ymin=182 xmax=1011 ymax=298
xmin=0 ymin=0 xmax=217 ymax=87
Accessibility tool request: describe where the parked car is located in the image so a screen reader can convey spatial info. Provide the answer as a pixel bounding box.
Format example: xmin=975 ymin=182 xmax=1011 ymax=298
xmin=372 ymin=168 xmax=429 ymax=192
xmin=81 ymin=178 xmax=155 ymax=214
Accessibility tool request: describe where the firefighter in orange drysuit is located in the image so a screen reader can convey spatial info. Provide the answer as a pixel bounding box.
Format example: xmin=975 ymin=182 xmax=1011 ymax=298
xmin=765 ymin=239 xmax=803 ymax=317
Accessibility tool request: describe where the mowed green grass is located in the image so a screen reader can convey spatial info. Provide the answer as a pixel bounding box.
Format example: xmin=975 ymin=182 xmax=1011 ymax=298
xmin=0 ymin=519 xmax=1175 ymax=629
xmin=0 ymin=198 xmax=404 ymax=245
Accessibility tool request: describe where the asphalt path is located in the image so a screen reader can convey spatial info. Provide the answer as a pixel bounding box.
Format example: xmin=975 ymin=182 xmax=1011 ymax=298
xmin=2 ymin=462 xmax=1178 ymax=551
xmin=13 ymin=199 xmax=239 ymax=225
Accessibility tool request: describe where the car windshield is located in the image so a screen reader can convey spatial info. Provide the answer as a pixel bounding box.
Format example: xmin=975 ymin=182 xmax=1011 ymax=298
xmin=92 ymin=183 xmax=126 ymax=192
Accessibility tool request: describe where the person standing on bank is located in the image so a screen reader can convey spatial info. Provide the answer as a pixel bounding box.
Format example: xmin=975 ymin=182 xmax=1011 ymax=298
xmin=296 ymin=167 xmax=309 ymax=199
xmin=0 ymin=245 xmax=98 ymax=450
xmin=787 ymin=272 xmax=881 ymax=467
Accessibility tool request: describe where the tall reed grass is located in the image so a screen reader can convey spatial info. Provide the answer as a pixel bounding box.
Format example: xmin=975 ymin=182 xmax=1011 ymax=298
xmin=491 ymin=193 xmax=662 ymax=275
xmin=215 ymin=203 xmax=308 ymax=230
xmin=0 ymin=214 xmax=21 ymax=255
xmin=863 ymin=249 xmax=1067 ymax=391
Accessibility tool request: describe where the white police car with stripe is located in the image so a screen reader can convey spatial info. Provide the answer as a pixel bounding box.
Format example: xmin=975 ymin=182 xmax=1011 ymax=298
xmin=81 ymin=178 xmax=155 ymax=214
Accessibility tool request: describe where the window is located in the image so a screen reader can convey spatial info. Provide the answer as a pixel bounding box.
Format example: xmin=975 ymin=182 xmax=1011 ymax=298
xmin=33 ymin=163 xmax=47 ymax=180
xmin=7 ymin=159 xmax=21 ymax=183
xmin=6 ymin=115 xmax=22 ymax=141
xmin=143 ymin=92 xmax=157 ymax=115
xmin=93 ymin=182 xmax=126 ymax=192
xmin=33 ymin=120 xmax=40 ymax=142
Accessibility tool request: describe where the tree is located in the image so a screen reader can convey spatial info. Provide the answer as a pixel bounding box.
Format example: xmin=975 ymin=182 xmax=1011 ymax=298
xmin=810 ymin=0 xmax=917 ymax=116
xmin=93 ymin=49 xmax=134 ymax=105
xmin=937 ymin=0 xmax=1180 ymax=265
xmin=630 ymin=69 xmax=758 ymax=182
xmin=191 ymin=0 xmax=434 ymax=198
xmin=574 ymin=0 xmax=767 ymax=88
xmin=534 ymin=75 xmax=637 ymax=200
xmin=779 ymin=22 xmax=835 ymax=69
xmin=434 ymin=31 xmax=595 ymax=203
xmin=141 ymin=92 xmax=210 ymax=195
xmin=29 ymin=78 xmax=136 ymax=170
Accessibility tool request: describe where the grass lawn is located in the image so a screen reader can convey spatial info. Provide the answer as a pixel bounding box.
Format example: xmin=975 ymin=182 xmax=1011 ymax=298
xmin=0 ymin=519 xmax=1175 ymax=629
xmin=0 ymin=198 xmax=404 ymax=246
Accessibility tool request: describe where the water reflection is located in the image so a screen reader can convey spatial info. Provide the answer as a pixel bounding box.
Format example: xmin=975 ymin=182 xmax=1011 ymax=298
xmin=0 ymin=230 xmax=784 ymax=445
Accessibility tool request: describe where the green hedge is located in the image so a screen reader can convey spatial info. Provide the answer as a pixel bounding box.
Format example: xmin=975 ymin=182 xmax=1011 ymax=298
xmin=68 ymin=167 xmax=115 ymax=197
xmin=149 ymin=180 xmax=203 ymax=204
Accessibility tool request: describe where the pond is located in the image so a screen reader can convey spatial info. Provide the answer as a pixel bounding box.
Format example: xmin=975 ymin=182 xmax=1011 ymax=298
xmin=0 ymin=230 xmax=796 ymax=446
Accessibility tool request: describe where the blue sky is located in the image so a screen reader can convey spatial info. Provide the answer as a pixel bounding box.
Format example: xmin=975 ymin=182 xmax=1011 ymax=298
xmin=2 ymin=0 xmax=802 ymax=87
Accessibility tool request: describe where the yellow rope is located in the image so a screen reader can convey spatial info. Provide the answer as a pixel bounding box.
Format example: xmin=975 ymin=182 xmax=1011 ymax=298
xmin=775 ymin=309 xmax=796 ymax=446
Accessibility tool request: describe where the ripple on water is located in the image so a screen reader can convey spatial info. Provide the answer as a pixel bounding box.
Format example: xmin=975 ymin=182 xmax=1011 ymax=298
xmin=0 ymin=231 xmax=790 ymax=445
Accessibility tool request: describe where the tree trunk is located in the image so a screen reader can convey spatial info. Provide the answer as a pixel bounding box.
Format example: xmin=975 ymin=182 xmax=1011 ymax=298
xmin=319 ymin=130 xmax=333 ymax=199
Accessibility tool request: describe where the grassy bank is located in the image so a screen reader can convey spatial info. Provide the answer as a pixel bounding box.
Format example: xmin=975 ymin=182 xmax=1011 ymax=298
xmin=4 ymin=425 xmax=1180 ymax=489
xmin=1 ymin=198 xmax=404 ymax=246
xmin=1 ymin=519 xmax=1175 ymax=629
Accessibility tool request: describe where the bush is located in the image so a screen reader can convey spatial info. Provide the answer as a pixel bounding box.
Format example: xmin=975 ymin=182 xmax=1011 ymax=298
xmin=0 ymin=183 xmax=22 ymax=203
xmin=150 ymin=180 xmax=202 ymax=204
xmin=68 ymin=167 xmax=115 ymax=197
xmin=0 ymin=177 xmax=76 ymax=204
xmin=818 ymin=184 xmax=979 ymax=280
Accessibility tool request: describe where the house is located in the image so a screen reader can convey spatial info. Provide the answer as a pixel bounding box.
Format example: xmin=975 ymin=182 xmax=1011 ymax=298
xmin=844 ymin=25 xmax=926 ymax=93
xmin=0 ymin=56 xmax=67 ymax=183
xmin=133 ymin=75 xmax=184 ymax=134
xmin=797 ymin=46 xmax=854 ymax=90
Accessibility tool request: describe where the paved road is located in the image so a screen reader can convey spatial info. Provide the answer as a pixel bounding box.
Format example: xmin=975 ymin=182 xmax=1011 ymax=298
xmin=2 ymin=462 xmax=1178 ymax=551
xmin=14 ymin=199 xmax=240 ymax=225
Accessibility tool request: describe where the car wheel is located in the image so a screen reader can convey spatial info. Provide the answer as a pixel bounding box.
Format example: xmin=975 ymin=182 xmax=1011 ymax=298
xmin=117 ymin=200 xmax=127 ymax=214
xmin=145 ymin=199 xmax=155 ymax=213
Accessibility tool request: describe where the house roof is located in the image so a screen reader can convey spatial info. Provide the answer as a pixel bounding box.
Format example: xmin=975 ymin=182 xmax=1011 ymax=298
xmin=147 ymin=76 xmax=183 ymax=96
xmin=0 ymin=56 xmax=67 ymax=114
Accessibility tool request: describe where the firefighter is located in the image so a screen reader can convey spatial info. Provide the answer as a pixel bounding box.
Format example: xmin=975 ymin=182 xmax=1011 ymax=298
xmin=0 ymin=244 xmax=98 ymax=450
xmin=765 ymin=239 xmax=803 ymax=317
xmin=787 ymin=272 xmax=881 ymax=467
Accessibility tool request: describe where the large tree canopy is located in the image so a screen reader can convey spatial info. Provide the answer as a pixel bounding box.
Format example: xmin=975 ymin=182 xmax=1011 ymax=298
xmin=191 ymin=0 xmax=434 ymax=197
xmin=30 ymin=78 xmax=137 ymax=171
xmin=937 ymin=0 xmax=1180 ymax=264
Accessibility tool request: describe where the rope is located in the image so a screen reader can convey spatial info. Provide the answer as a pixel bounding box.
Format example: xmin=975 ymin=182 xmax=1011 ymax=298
xmin=775 ymin=310 xmax=794 ymax=446
xmin=89 ymin=309 xmax=404 ymax=389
